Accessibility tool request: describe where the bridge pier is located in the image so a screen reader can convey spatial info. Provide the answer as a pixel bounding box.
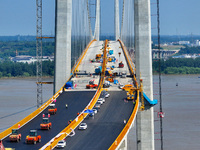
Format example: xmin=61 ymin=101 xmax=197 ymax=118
xmin=54 ymin=0 xmax=72 ymax=93
xmin=134 ymin=0 xmax=155 ymax=150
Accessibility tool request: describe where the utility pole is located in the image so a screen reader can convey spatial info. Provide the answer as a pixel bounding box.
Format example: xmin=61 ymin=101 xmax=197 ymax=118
xmin=36 ymin=0 xmax=43 ymax=108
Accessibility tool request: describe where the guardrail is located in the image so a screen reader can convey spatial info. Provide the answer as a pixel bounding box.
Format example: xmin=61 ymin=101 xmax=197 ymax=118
xmin=40 ymin=40 xmax=108 ymax=150
xmin=118 ymin=39 xmax=138 ymax=87
xmin=0 ymin=40 xmax=96 ymax=141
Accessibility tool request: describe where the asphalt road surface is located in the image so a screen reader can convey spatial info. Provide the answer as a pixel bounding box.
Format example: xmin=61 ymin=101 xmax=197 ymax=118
xmin=59 ymin=91 xmax=134 ymax=150
xmin=3 ymin=91 xmax=95 ymax=150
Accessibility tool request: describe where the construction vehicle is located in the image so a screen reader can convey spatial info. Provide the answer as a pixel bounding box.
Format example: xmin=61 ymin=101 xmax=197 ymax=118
xmin=25 ymin=130 xmax=41 ymax=144
xmin=95 ymin=66 xmax=102 ymax=74
xmin=119 ymin=61 xmax=124 ymax=68
xmin=40 ymin=118 xmax=52 ymax=130
xmin=106 ymin=76 xmax=115 ymax=82
xmin=96 ymin=54 xmax=102 ymax=59
xmin=86 ymin=80 xmax=98 ymax=89
xmin=127 ymin=88 xmax=136 ymax=100
xmin=48 ymin=104 xmax=57 ymax=115
xmin=9 ymin=129 xmax=21 ymax=142
xmin=122 ymin=84 xmax=134 ymax=91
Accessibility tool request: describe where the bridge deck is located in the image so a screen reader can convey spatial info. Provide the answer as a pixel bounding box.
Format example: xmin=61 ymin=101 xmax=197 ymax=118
xmin=3 ymin=91 xmax=95 ymax=150
xmin=60 ymin=91 xmax=134 ymax=150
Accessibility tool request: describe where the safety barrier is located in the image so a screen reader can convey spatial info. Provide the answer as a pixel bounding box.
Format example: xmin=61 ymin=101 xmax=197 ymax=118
xmin=0 ymin=40 xmax=96 ymax=140
xmin=118 ymin=39 xmax=138 ymax=87
xmin=40 ymin=40 xmax=108 ymax=150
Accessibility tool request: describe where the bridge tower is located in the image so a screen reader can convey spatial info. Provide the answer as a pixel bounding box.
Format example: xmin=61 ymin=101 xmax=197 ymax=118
xmin=134 ymin=0 xmax=155 ymax=150
xmin=115 ymin=0 xmax=120 ymax=40
xmin=94 ymin=0 xmax=100 ymax=41
xmin=54 ymin=0 xmax=72 ymax=93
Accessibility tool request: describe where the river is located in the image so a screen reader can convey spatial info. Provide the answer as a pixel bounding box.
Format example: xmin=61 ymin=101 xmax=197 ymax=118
xmin=0 ymin=75 xmax=200 ymax=149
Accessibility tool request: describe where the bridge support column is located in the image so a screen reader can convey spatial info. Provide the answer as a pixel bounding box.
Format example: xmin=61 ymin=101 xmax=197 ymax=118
xmin=115 ymin=0 xmax=120 ymax=40
xmin=54 ymin=0 xmax=72 ymax=93
xmin=94 ymin=0 xmax=100 ymax=41
xmin=134 ymin=0 xmax=155 ymax=150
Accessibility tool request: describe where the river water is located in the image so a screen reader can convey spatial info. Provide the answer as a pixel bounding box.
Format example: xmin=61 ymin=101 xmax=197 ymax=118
xmin=0 ymin=75 xmax=200 ymax=149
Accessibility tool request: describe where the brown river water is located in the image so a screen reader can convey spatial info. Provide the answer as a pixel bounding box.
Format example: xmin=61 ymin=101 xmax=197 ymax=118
xmin=0 ymin=75 xmax=200 ymax=150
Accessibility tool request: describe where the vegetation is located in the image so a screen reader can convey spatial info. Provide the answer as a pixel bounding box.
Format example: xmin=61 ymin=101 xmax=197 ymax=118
xmin=153 ymin=58 xmax=200 ymax=74
xmin=177 ymin=45 xmax=200 ymax=55
xmin=0 ymin=61 xmax=54 ymax=78
xmin=0 ymin=41 xmax=54 ymax=59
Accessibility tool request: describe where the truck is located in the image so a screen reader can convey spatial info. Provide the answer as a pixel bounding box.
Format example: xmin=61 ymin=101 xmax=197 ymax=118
xmin=95 ymin=66 xmax=102 ymax=74
xmin=25 ymin=130 xmax=41 ymax=144
xmin=48 ymin=104 xmax=57 ymax=115
xmin=9 ymin=129 xmax=21 ymax=142
xmin=119 ymin=61 xmax=124 ymax=68
xmin=65 ymin=81 xmax=74 ymax=89
xmin=40 ymin=118 xmax=52 ymax=130
xmin=86 ymin=80 xmax=98 ymax=89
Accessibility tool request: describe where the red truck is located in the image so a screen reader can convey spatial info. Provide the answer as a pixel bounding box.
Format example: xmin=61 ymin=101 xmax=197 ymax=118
xmin=86 ymin=80 xmax=98 ymax=89
xmin=40 ymin=118 xmax=52 ymax=130
xmin=48 ymin=104 xmax=57 ymax=115
xmin=25 ymin=130 xmax=41 ymax=144
xmin=9 ymin=129 xmax=21 ymax=142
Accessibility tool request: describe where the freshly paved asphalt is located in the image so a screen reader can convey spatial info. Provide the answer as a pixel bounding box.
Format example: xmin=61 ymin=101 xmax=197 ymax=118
xmin=60 ymin=91 xmax=134 ymax=150
xmin=3 ymin=91 xmax=95 ymax=150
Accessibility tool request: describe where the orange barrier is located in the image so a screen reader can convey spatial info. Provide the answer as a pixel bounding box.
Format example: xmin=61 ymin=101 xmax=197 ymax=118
xmin=40 ymin=40 xmax=108 ymax=150
xmin=118 ymin=39 xmax=138 ymax=87
xmin=0 ymin=40 xmax=96 ymax=141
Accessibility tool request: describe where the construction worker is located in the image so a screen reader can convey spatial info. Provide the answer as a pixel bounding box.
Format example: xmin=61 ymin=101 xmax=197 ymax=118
xmin=77 ymin=112 xmax=80 ymax=116
xmin=124 ymin=119 xmax=126 ymax=124
xmin=65 ymin=104 xmax=68 ymax=108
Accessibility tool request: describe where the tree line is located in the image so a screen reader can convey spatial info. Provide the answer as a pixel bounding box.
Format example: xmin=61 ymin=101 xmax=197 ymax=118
xmin=0 ymin=61 xmax=54 ymax=78
xmin=153 ymin=58 xmax=200 ymax=74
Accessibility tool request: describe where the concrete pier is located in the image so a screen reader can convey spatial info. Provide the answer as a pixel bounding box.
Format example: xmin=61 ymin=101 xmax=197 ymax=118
xmin=134 ymin=0 xmax=155 ymax=150
xmin=54 ymin=0 xmax=72 ymax=93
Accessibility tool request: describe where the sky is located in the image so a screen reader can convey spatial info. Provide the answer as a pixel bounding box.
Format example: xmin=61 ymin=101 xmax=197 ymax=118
xmin=0 ymin=0 xmax=200 ymax=36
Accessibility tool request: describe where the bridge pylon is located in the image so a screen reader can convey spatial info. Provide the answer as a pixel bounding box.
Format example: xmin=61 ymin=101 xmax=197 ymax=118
xmin=134 ymin=0 xmax=155 ymax=150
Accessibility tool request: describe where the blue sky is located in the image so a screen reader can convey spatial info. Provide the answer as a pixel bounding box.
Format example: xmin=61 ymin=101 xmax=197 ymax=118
xmin=0 ymin=0 xmax=200 ymax=36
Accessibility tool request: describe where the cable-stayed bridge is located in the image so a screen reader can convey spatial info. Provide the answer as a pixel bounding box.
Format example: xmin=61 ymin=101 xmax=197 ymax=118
xmin=0 ymin=0 xmax=158 ymax=149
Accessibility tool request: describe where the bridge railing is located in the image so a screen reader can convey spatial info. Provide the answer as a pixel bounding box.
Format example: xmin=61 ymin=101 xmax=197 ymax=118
xmin=0 ymin=39 xmax=96 ymax=140
xmin=40 ymin=40 xmax=108 ymax=150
